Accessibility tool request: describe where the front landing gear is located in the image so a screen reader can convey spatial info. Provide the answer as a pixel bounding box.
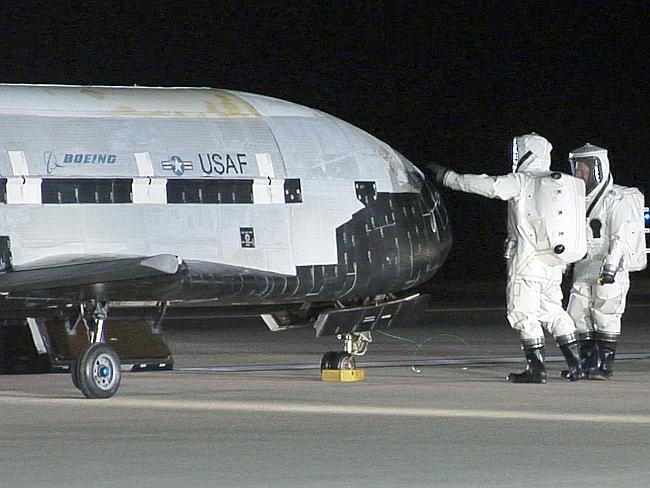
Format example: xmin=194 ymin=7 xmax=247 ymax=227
xmin=70 ymin=301 xmax=122 ymax=399
xmin=321 ymin=351 xmax=356 ymax=370
xmin=320 ymin=332 xmax=370 ymax=382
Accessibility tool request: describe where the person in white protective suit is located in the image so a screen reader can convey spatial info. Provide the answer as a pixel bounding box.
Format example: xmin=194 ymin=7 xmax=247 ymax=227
xmin=428 ymin=133 xmax=586 ymax=383
xmin=566 ymin=143 xmax=647 ymax=379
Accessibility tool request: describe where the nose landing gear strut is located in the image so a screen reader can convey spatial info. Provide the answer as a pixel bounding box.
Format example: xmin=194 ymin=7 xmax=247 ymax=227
xmin=320 ymin=332 xmax=370 ymax=381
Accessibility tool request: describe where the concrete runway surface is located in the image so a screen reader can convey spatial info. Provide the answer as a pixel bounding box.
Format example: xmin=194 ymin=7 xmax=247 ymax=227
xmin=1 ymin=285 xmax=650 ymax=487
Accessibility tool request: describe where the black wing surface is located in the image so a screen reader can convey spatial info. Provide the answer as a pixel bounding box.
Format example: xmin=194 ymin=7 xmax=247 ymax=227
xmin=0 ymin=254 xmax=296 ymax=303
xmin=0 ymin=254 xmax=188 ymax=303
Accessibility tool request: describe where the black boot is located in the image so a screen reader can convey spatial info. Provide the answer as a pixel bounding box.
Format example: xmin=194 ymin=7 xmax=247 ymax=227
xmin=589 ymin=338 xmax=617 ymax=380
xmin=559 ymin=341 xmax=585 ymax=381
xmin=561 ymin=333 xmax=597 ymax=377
xmin=579 ymin=336 xmax=599 ymax=377
xmin=507 ymin=346 xmax=547 ymax=384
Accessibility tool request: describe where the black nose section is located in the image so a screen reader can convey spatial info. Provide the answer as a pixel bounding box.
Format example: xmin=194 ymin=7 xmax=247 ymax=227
xmin=421 ymin=178 xmax=451 ymax=235
xmin=419 ymin=179 xmax=452 ymax=270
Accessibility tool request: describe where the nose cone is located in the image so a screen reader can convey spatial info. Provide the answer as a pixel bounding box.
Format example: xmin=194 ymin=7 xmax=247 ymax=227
xmin=399 ymin=157 xmax=453 ymax=278
xmin=425 ymin=181 xmax=453 ymax=274
xmin=407 ymin=168 xmax=452 ymax=280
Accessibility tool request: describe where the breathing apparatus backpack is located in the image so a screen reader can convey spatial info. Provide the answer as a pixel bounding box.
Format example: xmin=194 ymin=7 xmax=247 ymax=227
xmin=616 ymin=187 xmax=647 ymax=272
xmin=524 ymin=172 xmax=587 ymax=266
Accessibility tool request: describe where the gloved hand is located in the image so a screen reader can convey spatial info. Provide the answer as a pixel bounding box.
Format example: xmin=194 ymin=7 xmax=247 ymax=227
xmin=426 ymin=162 xmax=450 ymax=185
xmin=597 ymin=271 xmax=615 ymax=285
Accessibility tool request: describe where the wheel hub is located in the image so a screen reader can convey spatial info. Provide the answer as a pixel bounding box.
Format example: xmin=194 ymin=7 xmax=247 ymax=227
xmin=98 ymin=365 xmax=110 ymax=378
xmin=93 ymin=354 xmax=117 ymax=390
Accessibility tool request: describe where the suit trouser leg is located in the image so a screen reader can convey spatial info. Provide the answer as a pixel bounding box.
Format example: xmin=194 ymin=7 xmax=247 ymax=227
xmin=506 ymin=277 xmax=546 ymax=383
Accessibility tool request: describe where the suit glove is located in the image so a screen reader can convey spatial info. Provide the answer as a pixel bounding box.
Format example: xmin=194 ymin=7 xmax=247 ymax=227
xmin=597 ymin=272 xmax=615 ymax=285
xmin=426 ymin=162 xmax=450 ymax=186
xmin=597 ymin=264 xmax=617 ymax=285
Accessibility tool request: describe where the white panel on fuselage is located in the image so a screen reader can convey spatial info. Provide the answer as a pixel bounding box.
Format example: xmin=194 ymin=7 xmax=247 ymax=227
xmin=8 ymin=151 xmax=29 ymax=175
xmin=0 ymin=115 xmax=285 ymax=179
xmin=134 ymin=152 xmax=155 ymax=177
xmin=3 ymin=203 xmax=296 ymax=275
xmin=289 ymin=178 xmax=364 ymax=266
xmin=265 ymin=116 xmax=360 ymax=180
xmin=252 ymin=178 xmax=285 ymax=204
xmin=334 ymin=119 xmax=415 ymax=190
xmin=255 ymin=153 xmax=275 ymax=178
xmin=219 ymin=204 xmax=293 ymax=274
xmin=5 ymin=206 xmax=89 ymax=263
xmin=0 ymin=115 xmax=138 ymax=177
xmin=139 ymin=206 xmax=224 ymax=266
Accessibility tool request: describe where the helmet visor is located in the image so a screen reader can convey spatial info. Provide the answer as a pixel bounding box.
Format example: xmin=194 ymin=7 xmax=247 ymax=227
xmin=570 ymin=156 xmax=603 ymax=194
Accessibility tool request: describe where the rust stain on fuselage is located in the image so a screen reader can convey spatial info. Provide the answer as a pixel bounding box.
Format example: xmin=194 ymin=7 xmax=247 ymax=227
xmin=80 ymin=88 xmax=107 ymax=100
xmin=112 ymin=106 xmax=189 ymax=118
xmin=205 ymin=89 xmax=261 ymax=117
xmin=106 ymin=89 xmax=261 ymax=119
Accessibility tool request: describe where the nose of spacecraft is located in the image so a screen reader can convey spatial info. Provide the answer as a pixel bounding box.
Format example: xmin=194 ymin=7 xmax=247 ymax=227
xmin=395 ymin=153 xmax=452 ymax=245
xmin=425 ymin=176 xmax=452 ymax=242
xmin=407 ymin=161 xmax=453 ymax=270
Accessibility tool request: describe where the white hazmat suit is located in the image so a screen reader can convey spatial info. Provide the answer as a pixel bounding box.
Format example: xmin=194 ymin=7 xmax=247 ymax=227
xmin=567 ymin=143 xmax=647 ymax=379
xmin=428 ymin=133 xmax=586 ymax=383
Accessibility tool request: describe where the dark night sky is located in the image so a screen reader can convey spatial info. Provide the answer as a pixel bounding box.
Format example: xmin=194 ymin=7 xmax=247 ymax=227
xmin=0 ymin=2 xmax=648 ymax=280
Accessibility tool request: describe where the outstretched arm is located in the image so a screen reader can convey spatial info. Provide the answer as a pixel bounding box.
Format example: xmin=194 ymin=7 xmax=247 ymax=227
xmin=425 ymin=161 xmax=522 ymax=201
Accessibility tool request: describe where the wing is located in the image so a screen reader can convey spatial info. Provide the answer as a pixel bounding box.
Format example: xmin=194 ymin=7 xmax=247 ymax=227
xmin=0 ymin=254 xmax=182 ymax=299
xmin=0 ymin=254 xmax=296 ymax=303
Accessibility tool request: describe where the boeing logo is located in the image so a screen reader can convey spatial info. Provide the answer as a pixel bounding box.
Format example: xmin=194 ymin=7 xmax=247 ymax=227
xmin=162 ymin=155 xmax=193 ymax=176
xmin=45 ymin=151 xmax=117 ymax=174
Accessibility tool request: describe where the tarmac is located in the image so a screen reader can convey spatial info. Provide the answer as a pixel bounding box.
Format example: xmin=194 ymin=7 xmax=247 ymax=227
xmin=0 ymin=277 xmax=649 ymax=487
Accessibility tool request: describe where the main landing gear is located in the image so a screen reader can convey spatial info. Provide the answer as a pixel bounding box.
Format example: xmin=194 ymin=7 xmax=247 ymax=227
xmin=320 ymin=331 xmax=371 ymax=372
xmin=70 ymin=301 xmax=121 ymax=399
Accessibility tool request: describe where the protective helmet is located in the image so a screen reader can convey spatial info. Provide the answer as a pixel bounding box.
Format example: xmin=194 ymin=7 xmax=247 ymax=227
xmin=568 ymin=143 xmax=610 ymax=195
xmin=511 ymin=133 xmax=552 ymax=175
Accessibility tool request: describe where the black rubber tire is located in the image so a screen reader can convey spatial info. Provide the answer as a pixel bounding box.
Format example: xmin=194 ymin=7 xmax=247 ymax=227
xmin=71 ymin=359 xmax=80 ymax=389
xmin=75 ymin=343 xmax=121 ymax=399
xmin=320 ymin=351 xmax=338 ymax=371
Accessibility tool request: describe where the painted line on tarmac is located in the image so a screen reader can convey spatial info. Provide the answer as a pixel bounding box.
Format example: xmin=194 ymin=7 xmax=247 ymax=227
xmin=1 ymin=394 xmax=650 ymax=425
xmin=176 ymin=352 xmax=650 ymax=372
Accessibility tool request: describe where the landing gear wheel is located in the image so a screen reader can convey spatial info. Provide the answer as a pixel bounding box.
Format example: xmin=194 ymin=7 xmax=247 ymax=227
xmin=75 ymin=343 xmax=121 ymax=399
xmin=320 ymin=351 xmax=356 ymax=371
xmin=321 ymin=351 xmax=337 ymax=370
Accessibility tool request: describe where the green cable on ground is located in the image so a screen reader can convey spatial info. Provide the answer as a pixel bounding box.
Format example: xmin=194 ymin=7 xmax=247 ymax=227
xmin=376 ymin=330 xmax=468 ymax=373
